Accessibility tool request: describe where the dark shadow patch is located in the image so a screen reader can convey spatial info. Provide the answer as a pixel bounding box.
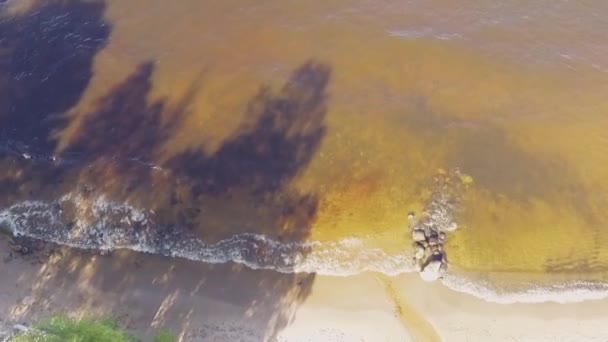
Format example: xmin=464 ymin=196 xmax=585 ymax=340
xmin=59 ymin=61 xmax=194 ymax=198
xmin=167 ymin=62 xmax=330 ymax=197
xmin=0 ymin=3 xmax=330 ymax=338
xmin=0 ymin=0 xmax=110 ymax=156
xmin=71 ymin=60 xmax=327 ymax=339
xmin=0 ymin=0 xmax=110 ymax=207
xmin=0 ymin=244 xmax=316 ymax=341
xmin=63 ymin=62 xmax=192 ymax=166
xmin=154 ymin=62 xmax=330 ymax=243
xmin=50 ymin=60 xmax=328 ymax=245
xmin=63 ymin=62 xmax=165 ymax=163
xmin=0 ymin=55 xmax=330 ymax=340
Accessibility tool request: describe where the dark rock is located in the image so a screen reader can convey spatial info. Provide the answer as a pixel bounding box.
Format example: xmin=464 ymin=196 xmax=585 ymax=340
xmin=424 ymin=227 xmax=433 ymax=239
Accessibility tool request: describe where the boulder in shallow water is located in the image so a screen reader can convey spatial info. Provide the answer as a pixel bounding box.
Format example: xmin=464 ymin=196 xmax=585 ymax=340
xmin=420 ymin=260 xmax=442 ymax=282
xmin=414 ymin=243 xmax=425 ymax=260
xmin=430 ymin=244 xmax=442 ymax=254
xmin=424 ymin=226 xmax=433 ymax=239
xmin=412 ymin=230 xmax=426 ymax=242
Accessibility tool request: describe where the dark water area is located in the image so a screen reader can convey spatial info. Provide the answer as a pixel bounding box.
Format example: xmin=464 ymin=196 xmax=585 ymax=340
xmin=167 ymin=61 xmax=329 ymax=198
xmin=0 ymin=1 xmax=334 ymax=338
xmin=0 ymin=0 xmax=109 ymax=156
xmin=0 ymin=0 xmax=330 ymax=243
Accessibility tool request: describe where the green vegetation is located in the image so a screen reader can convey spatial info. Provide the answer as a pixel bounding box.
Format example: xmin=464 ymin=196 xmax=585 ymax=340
xmin=12 ymin=315 xmax=135 ymax=342
xmin=12 ymin=315 xmax=175 ymax=342
xmin=153 ymin=329 xmax=176 ymax=342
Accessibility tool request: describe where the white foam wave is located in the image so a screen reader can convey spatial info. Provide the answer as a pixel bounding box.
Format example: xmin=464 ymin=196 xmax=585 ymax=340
xmin=386 ymin=28 xmax=463 ymax=41
xmin=3 ymin=192 xmax=608 ymax=304
xmin=441 ymin=273 xmax=608 ymax=304
xmin=0 ymin=193 xmax=416 ymax=276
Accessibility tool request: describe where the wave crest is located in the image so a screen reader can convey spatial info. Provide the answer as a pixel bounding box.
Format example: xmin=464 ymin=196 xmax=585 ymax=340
xmin=0 ymin=192 xmax=416 ymax=276
xmin=2 ymin=192 xmax=607 ymax=304
xmin=441 ymin=273 xmax=608 ymax=304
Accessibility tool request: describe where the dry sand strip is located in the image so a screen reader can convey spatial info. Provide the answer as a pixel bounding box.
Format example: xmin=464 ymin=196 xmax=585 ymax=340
xmin=2 ymin=234 xmax=608 ymax=341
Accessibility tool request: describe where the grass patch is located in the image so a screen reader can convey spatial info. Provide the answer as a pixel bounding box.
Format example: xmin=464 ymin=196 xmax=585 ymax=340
xmin=153 ymin=329 xmax=176 ymax=342
xmin=13 ymin=315 xmax=135 ymax=342
xmin=12 ymin=315 xmax=175 ymax=342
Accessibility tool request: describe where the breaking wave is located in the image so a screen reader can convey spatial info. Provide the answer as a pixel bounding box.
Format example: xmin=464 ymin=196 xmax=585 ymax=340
xmin=0 ymin=192 xmax=416 ymax=276
xmin=2 ymin=190 xmax=607 ymax=304
xmin=441 ymin=273 xmax=608 ymax=304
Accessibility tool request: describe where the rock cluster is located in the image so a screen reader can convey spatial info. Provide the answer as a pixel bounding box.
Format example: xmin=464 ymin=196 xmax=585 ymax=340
xmin=410 ymin=214 xmax=449 ymax=282
xmin=3 ymin=235 xmax=49 ymax=264
xmin=406 ymin=168 xmax=471 ymax=282
xmin=7 ymin=236 xmax=42 ymax=255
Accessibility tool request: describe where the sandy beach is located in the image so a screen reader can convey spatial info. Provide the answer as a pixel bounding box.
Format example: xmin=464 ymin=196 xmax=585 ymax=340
xmin=2 ymin=234 xmax=608 ymax=342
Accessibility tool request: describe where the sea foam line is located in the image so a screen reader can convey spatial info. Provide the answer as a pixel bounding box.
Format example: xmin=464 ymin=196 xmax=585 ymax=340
xmin=0 ymin=192 xmax=416 ymax=276
xmin=2 ymin=193 xmax=608 ymax=304
xmin=441 ymin=273 xmax=608 ymax=304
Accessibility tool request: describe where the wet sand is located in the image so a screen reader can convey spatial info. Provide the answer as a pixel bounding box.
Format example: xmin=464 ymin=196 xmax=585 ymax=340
xmin=2 ymin=236 xmax=608 ymax=341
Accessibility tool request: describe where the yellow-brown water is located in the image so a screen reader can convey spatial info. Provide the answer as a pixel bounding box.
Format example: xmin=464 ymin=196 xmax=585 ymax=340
xmin=2 ymin=0 xmax=608 ymax=292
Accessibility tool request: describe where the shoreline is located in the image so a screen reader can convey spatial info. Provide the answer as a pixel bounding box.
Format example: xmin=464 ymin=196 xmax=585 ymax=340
xmin=3 ymin=223 xmax=608 ymax=305
xmin=2 ymin=234 xmax=608 ymax=341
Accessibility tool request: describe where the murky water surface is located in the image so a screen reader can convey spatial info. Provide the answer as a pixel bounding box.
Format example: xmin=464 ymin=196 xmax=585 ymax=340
xmin=1 ymin=0 xmax=608 ymax=297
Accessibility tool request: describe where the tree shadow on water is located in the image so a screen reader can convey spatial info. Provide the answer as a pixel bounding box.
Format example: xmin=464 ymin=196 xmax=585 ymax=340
xmin=60 ymin=61 xmax=193 ymax=198
xmin=168 ymin=62 xmax=329 ymax=196
xmin=164 ymin=62 xmax=330 ymax=242
xmin=0 ymin=2 xmax=332 ymax=339
xmin=58 ymin=60 xmax=330 ymax=339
